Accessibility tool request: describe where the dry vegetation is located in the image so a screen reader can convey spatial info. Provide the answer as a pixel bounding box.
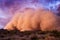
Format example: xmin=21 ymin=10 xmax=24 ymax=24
xmin=0 ymin=29 xmax=60 ymax=40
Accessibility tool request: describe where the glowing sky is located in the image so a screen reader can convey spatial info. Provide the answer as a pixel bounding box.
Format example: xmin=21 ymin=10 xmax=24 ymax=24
xmin=0 ymin=0 xmax=60 ymax=29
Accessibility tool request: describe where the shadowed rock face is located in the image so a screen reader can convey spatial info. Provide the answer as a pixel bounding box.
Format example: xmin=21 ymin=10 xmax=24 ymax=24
xmin=4 ymin=8 xmax=60 ymax=31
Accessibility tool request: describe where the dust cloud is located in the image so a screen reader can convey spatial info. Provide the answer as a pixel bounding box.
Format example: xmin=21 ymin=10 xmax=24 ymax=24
xmin=4 ymin=8 xmax=60 ymax=31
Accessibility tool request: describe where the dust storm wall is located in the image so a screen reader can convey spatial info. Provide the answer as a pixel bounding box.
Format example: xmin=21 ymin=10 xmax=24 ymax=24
xmin=4 ymin=8 xmax=60 ymax=31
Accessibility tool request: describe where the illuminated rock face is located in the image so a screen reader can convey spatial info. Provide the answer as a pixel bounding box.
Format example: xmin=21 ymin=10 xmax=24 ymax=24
xmin=4 ymin=8 xmax=60 ymax=31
